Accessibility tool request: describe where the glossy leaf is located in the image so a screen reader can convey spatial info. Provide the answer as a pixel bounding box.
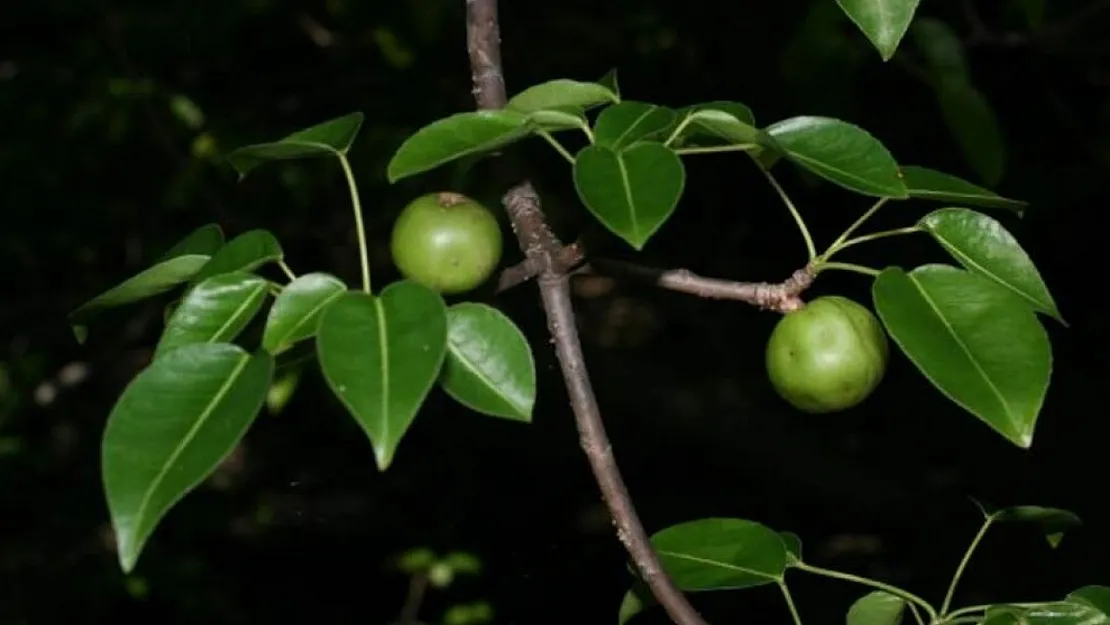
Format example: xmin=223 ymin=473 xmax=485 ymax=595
xmin=156 ymin=224 xmax=225 ymax=263
xmin=102 ymin=343 xmax=273 ymax=572
xmin=911 ymin=18 xmax=970 ymax=82
xmin=676 ymin=108 xmax=765 ymax=149
xmin=506 ymin=79 xmax=618 ymax=113
xmin=387 ymin=110 xmax=531 ymax=182
xmin=987 ymin=602 xmax=1107 ymax=624
xmin=872 ymin=264 xmax=1051 ymax=448
xmin=780 ymin=532 xmax=803 ymax=565
xmin=1069 ymin=586 xmax=1110 ymax=615
xmin=316 ymin=283 xmax=448 ymax=469
xmin=937 ymin=79 xmax=1006 ymax=186
xmin=836 ymin=0 xmax=921 ymax=61
xmin=900 ymin=166 xmax=1026 ymax=212
xmin=69 ymin=254 xmax=211 ymax=335
xmin=650 ymin=518 xmax=788 ymax=591
xmin=765 ymin=116 xmax=907 ymax=198
xmin=527 ymin=109 xmax=590 ymax=133
xmin=262 ymin=272 xmax=346 ymax=354
xmin=192 ymin=229 xmax=283 ymax=283
xmin=440 ymin=303 xmax=536 ymax=422
xmin=573 ymin=142 xmax=685 ymax=250
xmin=156 ymin=272 xmax=269 ymax=358
xmin=920 ymin=208 xmax=1063 ymax=322
xmin=226 ymin=112 xmax=364 ymax=177
xmin=847 ymin=591 xmax=906 ymax=625
xmin=989 ymin=505 xmax=1082 ymax=547
xmin=592 ymin=102 xmax=677 ymax=149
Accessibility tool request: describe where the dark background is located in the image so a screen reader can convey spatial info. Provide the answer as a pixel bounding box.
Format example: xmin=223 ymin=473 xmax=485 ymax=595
xmin=3 ymin=0 xmax=1109 ymax=623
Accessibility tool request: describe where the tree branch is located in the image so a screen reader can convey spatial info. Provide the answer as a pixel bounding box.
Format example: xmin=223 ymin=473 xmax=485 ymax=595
xmin=464 ymin=1 xmax=709 ymax=623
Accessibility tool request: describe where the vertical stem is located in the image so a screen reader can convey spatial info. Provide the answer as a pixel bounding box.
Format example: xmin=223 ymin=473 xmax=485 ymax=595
xmin=338 ymin=154 xmax=372 ymax=293
xmin=755 ymin=166 xmax=816 ymax=260
xmin=778 ymin=581 xmax=805 ymax=625
xmin=940 ymin=518 xmax=994 ymax=615
xmin=823 ymin=197 xmax=890 ymax=257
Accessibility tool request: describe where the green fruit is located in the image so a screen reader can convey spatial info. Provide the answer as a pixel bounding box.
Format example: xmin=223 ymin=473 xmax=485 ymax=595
xmin=390 ymin=192 xmax=503 ymax=294
xmin=765 ymin=296 xmax=889 ymax=413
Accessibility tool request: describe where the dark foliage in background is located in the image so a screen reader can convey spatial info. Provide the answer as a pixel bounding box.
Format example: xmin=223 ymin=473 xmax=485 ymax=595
xmin=3 ymin=0 xmax=1109 ymax=623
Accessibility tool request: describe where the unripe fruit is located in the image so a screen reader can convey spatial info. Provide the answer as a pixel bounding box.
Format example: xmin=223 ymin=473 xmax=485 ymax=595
xmin=765 ymin=296 xmax=889 ymax=413
xmin=390 ymin=192 xmax=503 ymax=294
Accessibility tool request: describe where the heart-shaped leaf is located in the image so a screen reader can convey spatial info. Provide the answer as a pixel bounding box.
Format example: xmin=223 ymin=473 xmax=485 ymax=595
xmin=316 ymin=282 xmax=448 ymax=469
xmin=102 ymin=343 xmax=273 ymax=572
xmin=900 ymin=166 xmax=1026 ymax=212
xmin=936 ymin=79 xmax=1006 ymax=186
xmin=650 ymin=518 xmax=788 ymax=591
xmin=847 ymin=591 xmax=906 ymax=625
xmin=226 ymin=112 xmax=364 ymax=177
xmin=156 ymin=272 xmax=269 ymax=358
xmin=156 ymin=224 xmax=225 ymax=263
xmin=192 ymin=229 xmax=283 ymax=283
xmin=1069 ymin=586 xmax=1110 ymax=615
xmin=528 ymin=109 xmax=590 ymax=133
xmin=873 ymin=264 xmax=1051 ymax=448
xmin=70 ymin=254 xmax=211 ymax=341
xmin=920 ymin=208 xmax=1063 ymax=322
xmin=986 ymin=505 xmax=1082 ymax=547
xmin=593 ymin=102 xmax=677 ymax=149
xmin=440 ymin=303 xmax=536 ymax=422
xmin=262 ymin=272 xmax=346 ymax=354
xmin=765 ymin=116 xmax=907 ymax=198
xmin=387 ymin=110 xmax=531 ymax=182
xmin=506 ymin=79 xmax=618 ymax=113
xmin=573 ymin=142 xmax=686 ymax=250
xmin=836 ymin=0 xmax=921 ymax=61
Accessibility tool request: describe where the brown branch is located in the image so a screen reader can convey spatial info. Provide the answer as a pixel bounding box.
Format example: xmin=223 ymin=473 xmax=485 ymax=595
xmin=464 ymin=1 xmax=709 ymax=623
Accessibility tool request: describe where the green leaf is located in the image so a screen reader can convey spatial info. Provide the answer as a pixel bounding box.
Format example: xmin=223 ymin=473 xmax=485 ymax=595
xmin=836 ymin=0 xmax=921 ymax=61
xmin=598 ymin=68 xmax=621 ymax=98
xmin=70 ymin=254 xmax=211 ymax=329
xmin=765 ymin=116 xmax=907 ymax=198
xmin=226 ymin=112 xmax=364 ymax=177
xmin=986 ymin=602 xmax=1107 ymax=624
xmin=593 ymin=102 xmax=677 ymax=149
xmin=387 ymin=110 xmax=531 ymax=182
xmin=847 ymin=591 xmax=906 ymax=625
xmin=527 ymin=109 xmax=590 ymax=133
xmin=102 ymin=343 xmax=273 ymax=572
xmin=1069 ymin=586 xmax=1110 ymax=615
xmin=155 ymin=272 xmax=269 ymax=358
xmin=506 ymin=79 xmax=619 ymax=113
xmin=780 ymin=531 xmax=803 ymax=565
xmin=618 ymin=583 xmax=652 ymax=625
xmin=936 ymin=79 xmax=1006 ymax=186
xmin=440 ymin=303 xmax=536 ymax=422
xmin=920 ymin=208 xmax=1063 ymax=322
xmin=988 ymin=505 xmax=1082 ymax=547
xmin=650 ymin=518 xmax=788 ymax=591
xmin=262 ymin=273 xmax=346 ymax=354
xmin=911 ymin=18 xmax=970 ymax=82
xmin=900 ymin=166 xmax=1026 ymax=212
xmin=573 ymin=142 xmax=686 ymax=250
xmin=192 ymin=229 xmax=283 ymax=283
xmin=156 ymin=224 xmax=225 ymax=263
xmin=316 ymin=283 xmax=448 ymax=469
xmin=675 ymin=107 xmax=766 ymax=149
xmin=872 ymin=264 xmax=1051 ymax=448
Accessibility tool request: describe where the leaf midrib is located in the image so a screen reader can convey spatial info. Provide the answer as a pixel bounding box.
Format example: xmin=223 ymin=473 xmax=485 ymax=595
xmin=934 ymin=235 xmax=1051 ymax=316
xmin=131 ymin=354 xmax=252 ymax=542
xmin=657 ymin=549 xmax=779 ymax=580
xmin=908 ymin=272 xmax=1016 ymax=427
xmin=374 ymin=297 xmax=391 ymax=459
xmin=447 ymin=330 xmax=522 ymax=417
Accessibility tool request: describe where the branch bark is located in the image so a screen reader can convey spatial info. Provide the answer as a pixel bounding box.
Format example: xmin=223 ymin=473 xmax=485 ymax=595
xmin=464 ymin=1 xmax=709 ymax=623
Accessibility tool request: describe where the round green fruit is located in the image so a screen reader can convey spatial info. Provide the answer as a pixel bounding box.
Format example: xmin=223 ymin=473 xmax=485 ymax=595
xmin=390 ymin=192 xmax=503 ymax=294
xmin=765 ymin=296 xmax=889 ymax=414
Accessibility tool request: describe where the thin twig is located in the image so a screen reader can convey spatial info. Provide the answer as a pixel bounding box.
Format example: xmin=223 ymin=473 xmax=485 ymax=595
xmin=464 ymin=1 xmax=710 ymax=623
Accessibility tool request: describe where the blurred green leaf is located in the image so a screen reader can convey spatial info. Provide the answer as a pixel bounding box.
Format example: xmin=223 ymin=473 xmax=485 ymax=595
xmin=986 ymin=505 xmax=1082 ymax=547
xmin=847 ymin=591 xmax=906 ymax=625
xmin=911 ymin=17 xmax=969 ymax=82
xmin=936 ymin=79 xmax=1006 ymax=186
